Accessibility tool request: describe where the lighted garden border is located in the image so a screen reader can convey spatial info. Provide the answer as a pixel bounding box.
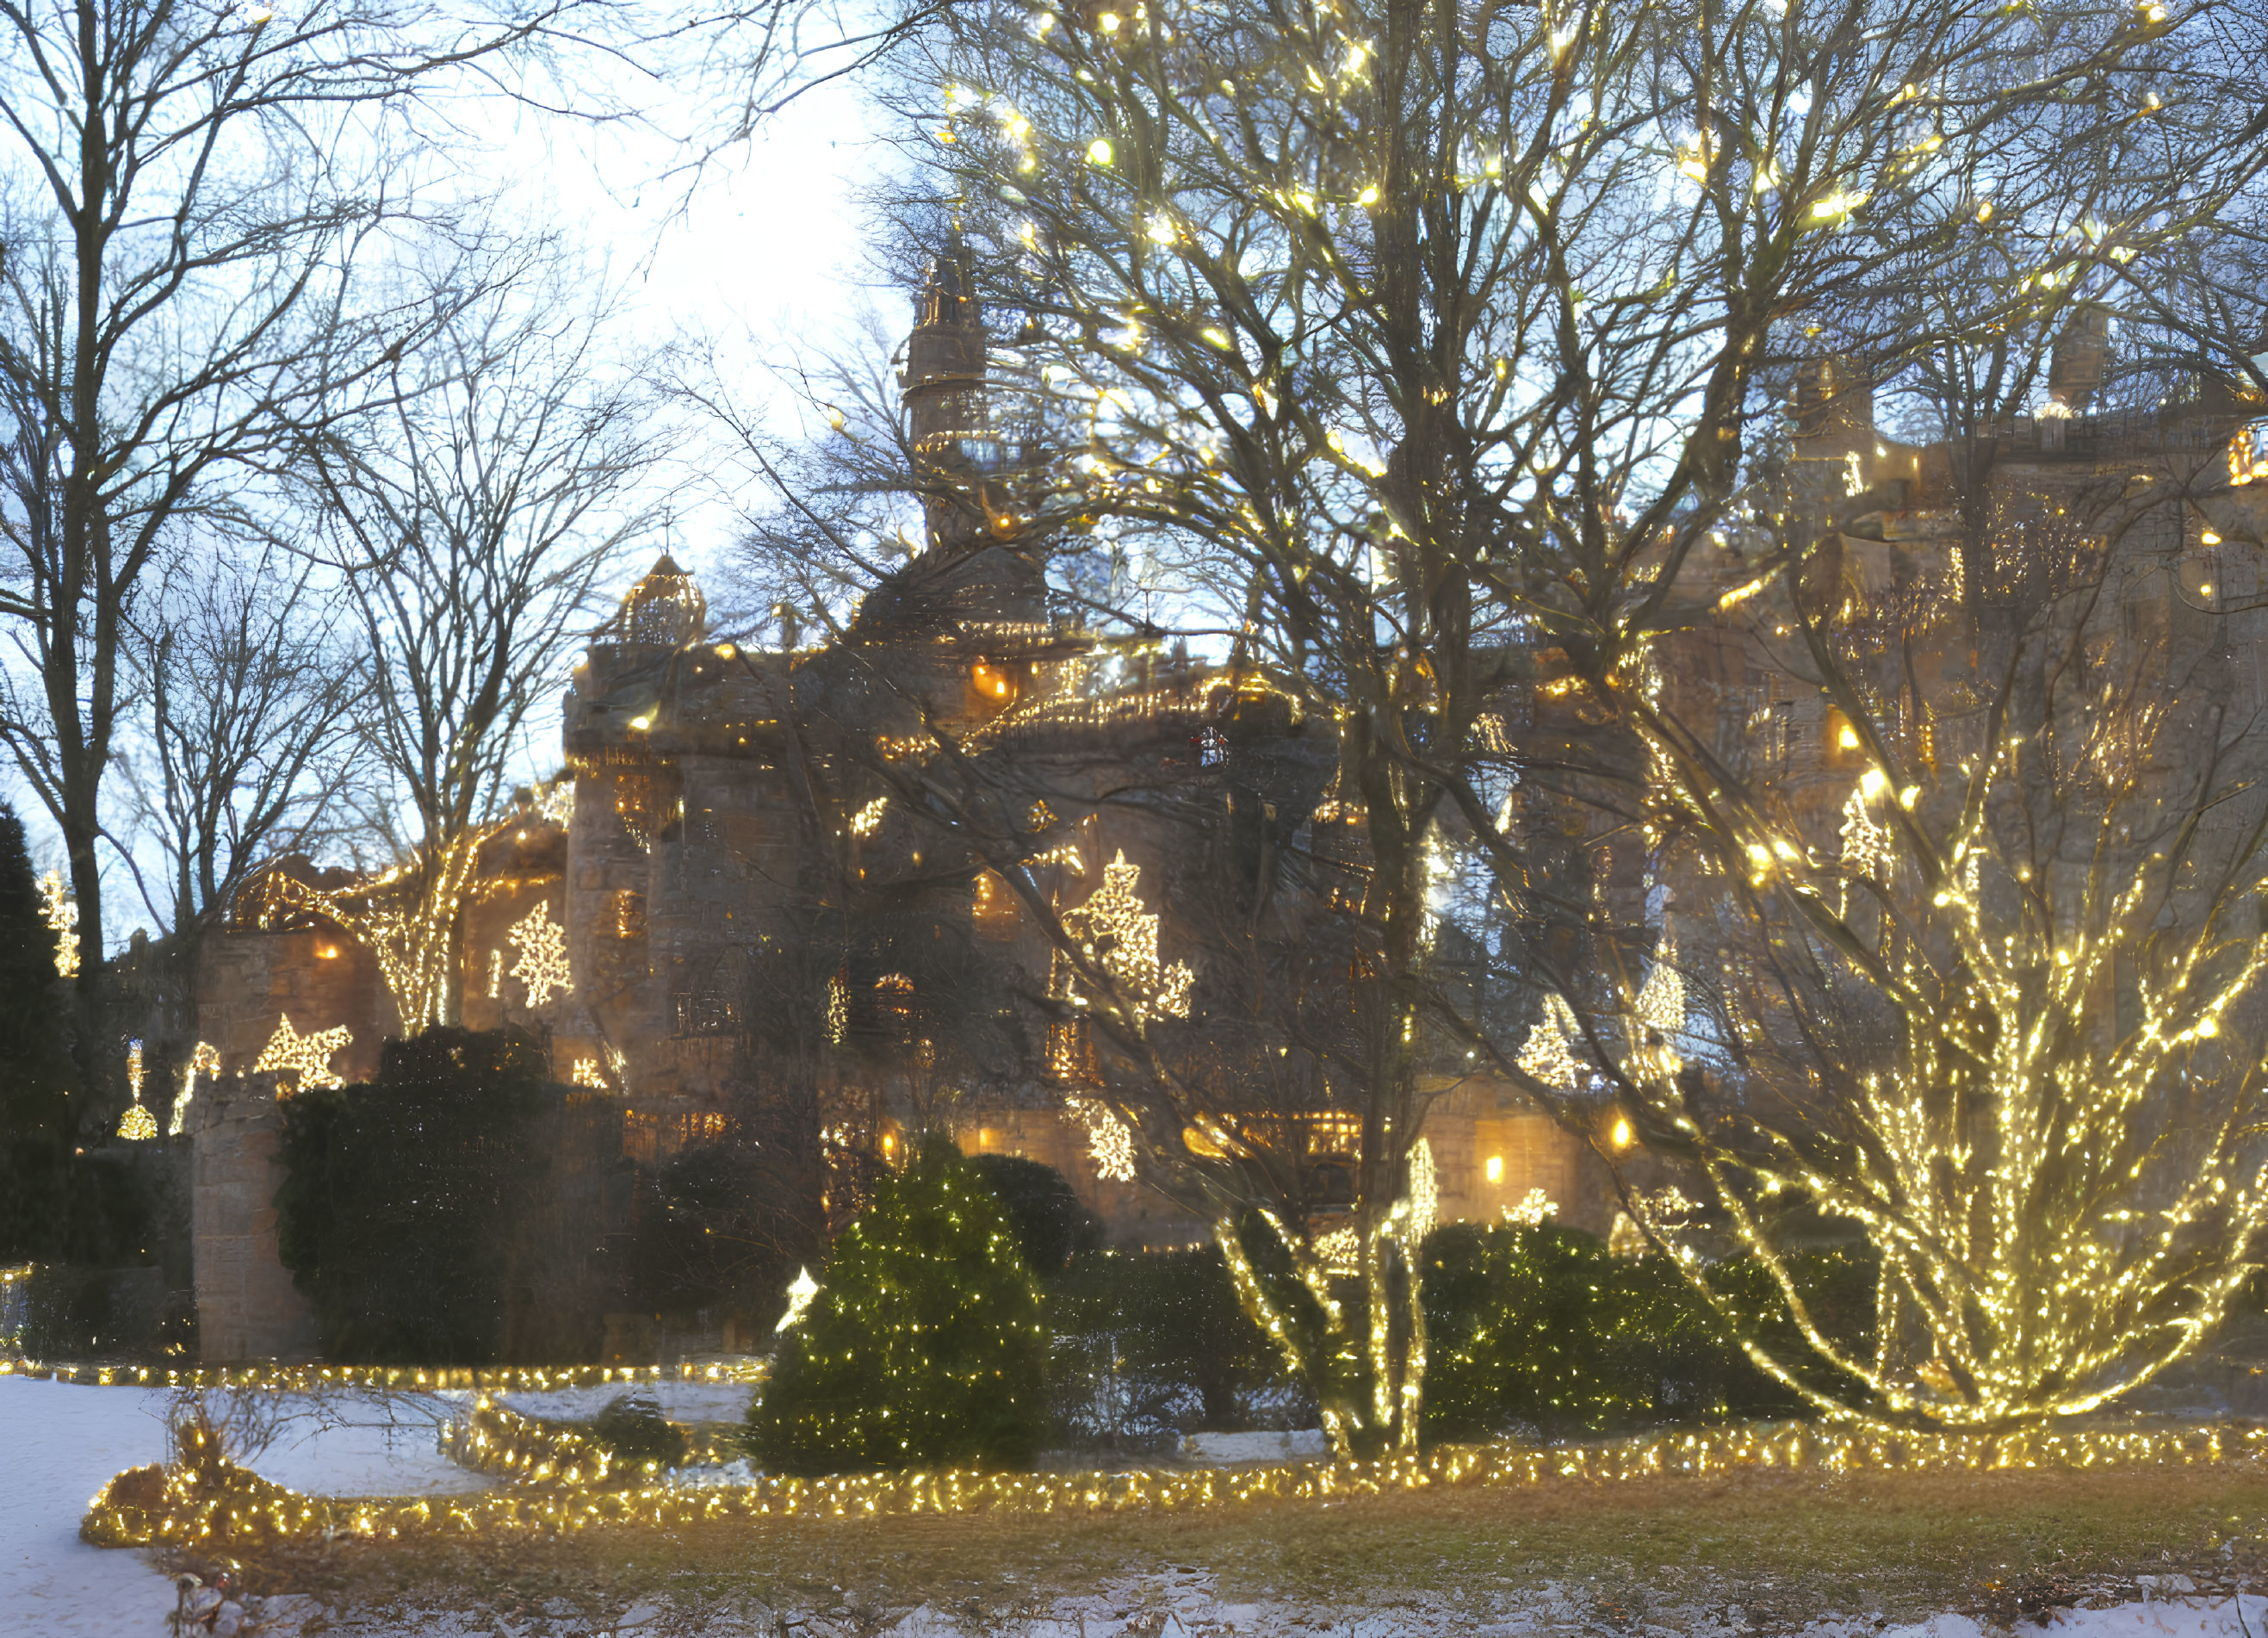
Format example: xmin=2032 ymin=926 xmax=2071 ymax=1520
xmin=84 ymin=1418 xmax=2268 ymax=1552
xmin=1 ymin=1355 xmax=763 ymax=1393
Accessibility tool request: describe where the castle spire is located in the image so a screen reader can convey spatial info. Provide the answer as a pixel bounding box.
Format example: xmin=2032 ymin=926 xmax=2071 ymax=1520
xmin=902 ymin=232 xmax=988 ymax=464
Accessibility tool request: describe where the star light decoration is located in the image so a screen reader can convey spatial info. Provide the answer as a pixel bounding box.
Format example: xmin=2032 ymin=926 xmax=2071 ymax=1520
xmin=1058 ymin=851 xmax=1193 ymax=1021
xmin=254 ymin=1014 xmax=353 ymax=1095
xmin=117 ymin=1040 xmax=158 ymax=1141
xmin=507 ymin=902 xmax=572 ymax=1009
xmin=40 ymin=868 xmax=77 ymax=977
xmin=168 ymin=1043 xmax=222 ymax=1137
xmin=774 ymin=1267 xmax=820 ymax=1333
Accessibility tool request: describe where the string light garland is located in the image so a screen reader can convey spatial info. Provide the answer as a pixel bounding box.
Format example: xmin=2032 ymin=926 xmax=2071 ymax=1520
xmin=253 ymin=1014 xmax=352 ymax=1095
xmin=255 ymin=831 xmax=499 ymax=1033
xmin=3 ymin=1354 xmax=761 ymax=1393
xmin=169 ymin=1044 xmax=220 ymax=1137
xmin=117 ymin=1040 xmax=157 ymax=1141
xmin=826 ymin=972 xmax=849 ymax=1046
xmin=507 ymin=903 xmax=572 ymax=1009
xmin=80 ymin=1418 xmax=2268 ymax=1552
xmin=1620 ymin=681 xmax=2268 ymax=1429
xmin=40 ymin=869 xmax=77 ymax=977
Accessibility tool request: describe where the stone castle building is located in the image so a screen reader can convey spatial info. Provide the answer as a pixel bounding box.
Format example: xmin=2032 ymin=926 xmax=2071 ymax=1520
xmin=178 ymin=249 xmax=2268 ymax=1361
xmin=182 ymin=253 xmax=1613 ymax=1359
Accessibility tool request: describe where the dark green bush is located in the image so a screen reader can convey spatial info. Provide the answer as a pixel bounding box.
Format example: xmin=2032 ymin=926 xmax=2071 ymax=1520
xmin=1044 ymin=1245 xmax=1304 ymax=1449
xmin=1420 ymin=1221 xmax=1875 ymax=1442
xmin=747 ymin=1137 xmax=1047 ymax=1474
xmin=276 ymin=1028 xmax=615 ymax=1363
xmin=588 ymin=1392 xmax=690 ymax=1473
xmin=967 ymin=1152 xmax=1103 ymax=1276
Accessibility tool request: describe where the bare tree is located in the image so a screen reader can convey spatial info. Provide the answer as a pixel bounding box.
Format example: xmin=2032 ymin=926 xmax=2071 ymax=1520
xmin=722 ymin=0 xmax=2268 ymax=1452
xmin=289 ymin=252 xmax=666 ymax=1033
xmin=0 ymin=0 xmax=608 ymax=1034
xmin=117 ymin=542 xmax=363 ymax=946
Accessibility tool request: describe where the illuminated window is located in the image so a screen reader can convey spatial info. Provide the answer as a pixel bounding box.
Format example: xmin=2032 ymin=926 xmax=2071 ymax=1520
xmin=1485 ymin=1155 xmax=1504 ymax=1184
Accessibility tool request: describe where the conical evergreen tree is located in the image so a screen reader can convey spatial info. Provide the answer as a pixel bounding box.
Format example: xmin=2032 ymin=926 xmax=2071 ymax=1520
xmin=0 ymin=801 xmax=81 ymax=1259
xmin=747 ymin=1137 xmax=1047 ymax=1475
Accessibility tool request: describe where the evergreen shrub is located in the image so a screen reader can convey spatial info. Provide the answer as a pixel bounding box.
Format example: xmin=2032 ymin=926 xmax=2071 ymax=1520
xmin=275 ymin=1028 xmax=616 ymax=1362
xmin=588 ymin=1392 xmax=690 ymax=1473
xmin=747 ymin=1137 xmax=1047 ymax=1474
xmin=1043 ymin=1244 xmax=1304 ymax=1449
xmin=0 ymin=799 xmax=152 ymax=1271
xmin=1420 ymin=1220 xmax=1875 ymax=1442
xmin=967 ymin=1151 xmax=1103 ymax=1275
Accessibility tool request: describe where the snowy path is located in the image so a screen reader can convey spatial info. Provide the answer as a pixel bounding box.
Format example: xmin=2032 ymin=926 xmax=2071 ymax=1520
xmin=0 ymin=1377 xmax=177 ymax=1638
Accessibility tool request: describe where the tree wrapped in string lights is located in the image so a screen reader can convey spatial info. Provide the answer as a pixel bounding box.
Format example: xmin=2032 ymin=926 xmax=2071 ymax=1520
xmin=747 ymin=1137 xmax=1048 ymax=1474
xmin=738 ymin=0 xmax=2267 ymax=1448
xmin=1561 ymin=481 xmax=2268 ymax=1430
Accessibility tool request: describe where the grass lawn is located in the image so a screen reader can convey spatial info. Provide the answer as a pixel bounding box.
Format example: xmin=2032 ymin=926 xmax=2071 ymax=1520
xmin=187 ymin=1461 xmax=2268 ymax=1631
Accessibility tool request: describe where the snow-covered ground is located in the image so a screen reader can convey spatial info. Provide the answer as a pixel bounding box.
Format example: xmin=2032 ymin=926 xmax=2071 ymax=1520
xmin=231 ymin=1392 xmax=491 ymax=1498
xmin=497 ymin=1382 xmax=755 ymax=1423
xmin=0 ymin=1377 xmax=179 ymax=1637
xmin=214 ymin=1579 xmax=2268 ymax=1636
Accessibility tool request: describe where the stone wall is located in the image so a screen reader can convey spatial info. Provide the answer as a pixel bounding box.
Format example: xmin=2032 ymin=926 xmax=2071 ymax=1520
xmin=189 ymin=1077 xmax=318 ymax=1362
xmin=195 ymin=929 xmax=386 ymax=1087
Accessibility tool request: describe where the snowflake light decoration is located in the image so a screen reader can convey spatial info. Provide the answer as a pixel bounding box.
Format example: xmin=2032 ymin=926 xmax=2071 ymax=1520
xmin=508 ymin=902 xmax=572 ymax=1009
xmin=1503 ymin=1188 xmax=1557 ymax=1227
xmin=535 ymin=777 xmax=576 ymax=829
xmin=1060 ymin=851 xmax=1193 ymax=1021
xmin=1516 ymin=993 xmax=1586 ymax=1090
xmin=1067 ymin=1094 xmax=1137 ymax=1181
xmin=255 ymin=1014 xmax=353 ymax=1095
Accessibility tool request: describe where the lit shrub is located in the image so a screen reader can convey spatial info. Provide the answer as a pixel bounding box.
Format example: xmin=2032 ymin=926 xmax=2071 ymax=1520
xmin=747 ymin=1137 xmax=1047 ymax=1474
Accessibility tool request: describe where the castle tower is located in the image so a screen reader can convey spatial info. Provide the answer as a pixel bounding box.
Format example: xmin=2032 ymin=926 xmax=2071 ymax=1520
xmin=612 ymin=553 xmax=708 ymax=646
xmin=901 ymin=236 xmax=995 ymax=554
xmin=2048 ymin=307 xmax=2111 ymax=416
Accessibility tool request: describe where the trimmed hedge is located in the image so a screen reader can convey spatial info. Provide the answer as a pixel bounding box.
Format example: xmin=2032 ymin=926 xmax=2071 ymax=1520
xmin=1421 ymin=1220 xmax=1875 ymax=1441
xmin=275 ymin=1028 xmax=616 ymax=1363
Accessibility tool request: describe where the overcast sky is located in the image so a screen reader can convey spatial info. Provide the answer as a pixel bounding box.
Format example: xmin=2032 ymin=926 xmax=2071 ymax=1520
xmin=486 ymin=65 xmax=887 ymax=579
xmin=5 ymin=51 xmax=902 ymax=931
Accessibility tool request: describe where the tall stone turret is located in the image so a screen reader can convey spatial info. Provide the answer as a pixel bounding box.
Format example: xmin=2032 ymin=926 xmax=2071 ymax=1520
xmin=901 ymin=237 xmax=997 ymax=554
xmin=2048 ymin=307 xmax=2111 ymax=416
